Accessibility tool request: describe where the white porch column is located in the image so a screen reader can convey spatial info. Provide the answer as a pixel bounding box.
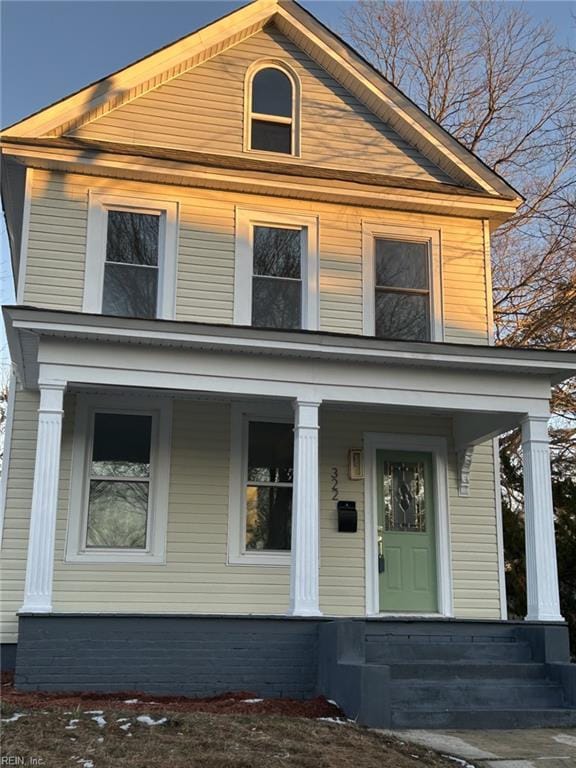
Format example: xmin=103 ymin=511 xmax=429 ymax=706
xmin=288 ymin=399 xmax=322 ymax=617
xmin=21 ymin=380 xmax=66 ymax=613
xmin=521 ymin=415 xmax=563 ymax=622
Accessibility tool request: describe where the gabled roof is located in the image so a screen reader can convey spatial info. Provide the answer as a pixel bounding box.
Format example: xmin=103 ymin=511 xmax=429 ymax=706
xmin=1 ymin=0 xmax=521 ymax=201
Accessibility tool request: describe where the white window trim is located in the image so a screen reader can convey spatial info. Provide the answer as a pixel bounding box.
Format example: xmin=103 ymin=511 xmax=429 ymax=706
xmin=234 ymin=206 xmax=319 ymax=330
xmin=65 ymin=394 xmax=172 ymax=564
xmin=362 ymin=221 xmax=444 ymax=342
xmin=244 ymin=59 xmax=301 ymax=158
xmin=83 ymin=191 xmax=179 ymax=320
xmin=363 ymin=432 xmax=453 ymax=617
xmin=227 ymin=402 xmax=293 ymax=566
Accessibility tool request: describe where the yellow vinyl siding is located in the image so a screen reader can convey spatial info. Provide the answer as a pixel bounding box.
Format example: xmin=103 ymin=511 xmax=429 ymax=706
xmin=70 ymin=25 xmax=452 ymax=185
xmin=26 ymin=170 xmax=490 ymax=343
xmin=0 ymin=389 xmax=39 ymax=643
xmin=0 ymin=395 xmax=501 ymax=639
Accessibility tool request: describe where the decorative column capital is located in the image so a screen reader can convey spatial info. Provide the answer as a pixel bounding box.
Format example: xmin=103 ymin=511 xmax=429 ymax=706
xmin=520 ymin=414 xmax=550 ymax=443
xmin=38 ymin=380 xmax=66 ymax=415
xmin=292 ymin=399 xmax=321 ymax=429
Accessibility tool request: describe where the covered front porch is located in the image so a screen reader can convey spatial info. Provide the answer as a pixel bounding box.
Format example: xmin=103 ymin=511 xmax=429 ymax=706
xmin=5 ymin=306 xmax=574 ymax=625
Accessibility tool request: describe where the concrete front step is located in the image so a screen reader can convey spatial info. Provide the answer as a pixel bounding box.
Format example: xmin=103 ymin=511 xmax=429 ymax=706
xmin=389 ymin=661 xmax=548 ymax=681
xmin=366 ymin=640 xmax=533 ymax=663
xmin=389 ymin=680 xmax=565 ymax=709
xmin=391 ymin=706 xmax=576 ymax=730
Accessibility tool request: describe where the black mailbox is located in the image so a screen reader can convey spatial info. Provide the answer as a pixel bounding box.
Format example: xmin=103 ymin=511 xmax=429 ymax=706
xmin=337 ymin=501 xmax=357 ymax=533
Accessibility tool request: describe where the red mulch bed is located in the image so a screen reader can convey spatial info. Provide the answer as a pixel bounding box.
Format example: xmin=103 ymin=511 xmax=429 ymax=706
xmin=1 ymin=672 xmax=343 ymax=719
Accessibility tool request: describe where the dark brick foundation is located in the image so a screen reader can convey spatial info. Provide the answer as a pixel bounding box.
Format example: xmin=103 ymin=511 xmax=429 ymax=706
xmin=15 ymin=615 xmax=320 ymax=698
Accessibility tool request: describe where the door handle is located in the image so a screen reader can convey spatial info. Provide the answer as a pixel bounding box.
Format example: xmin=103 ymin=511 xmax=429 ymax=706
xmin=378 ymin=526 xmax=385 ymax=573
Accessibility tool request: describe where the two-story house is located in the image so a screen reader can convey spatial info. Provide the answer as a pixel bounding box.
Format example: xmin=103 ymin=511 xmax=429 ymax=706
xmin=1 ymin=0 xmax=575 ymax=729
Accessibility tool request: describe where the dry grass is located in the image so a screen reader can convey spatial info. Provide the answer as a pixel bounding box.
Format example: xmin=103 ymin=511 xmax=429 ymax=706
xmin=1 ymin=702 xmax=460 ymax=768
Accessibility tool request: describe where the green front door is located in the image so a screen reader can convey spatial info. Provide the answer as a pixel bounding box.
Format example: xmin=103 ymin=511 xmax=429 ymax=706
xmin=376 ymin=450 xmax=438 ymax=613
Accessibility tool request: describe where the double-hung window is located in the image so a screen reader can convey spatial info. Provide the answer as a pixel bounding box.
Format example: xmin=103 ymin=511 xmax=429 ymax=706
xmin=234 ymin=208 xmax=319 ymax=331
xmin=86 ymin=412 xmax=153 ymax=549
xmin=66 ymin=395 xmax=172 ymax=564
xmin=362 ymin=223 xmax=442 ymax=342
xmin=246 ymin=63 xmax=300 ymax=156
xmin=84 ymin=193 xmax=178 ymax=320
xmin=252 ymin=225 xmax=302 ymax=329
xmin=228 ymin=407 xmax=294 ymax=566
xmin=103 ymin=211 xmax=160 ymax=318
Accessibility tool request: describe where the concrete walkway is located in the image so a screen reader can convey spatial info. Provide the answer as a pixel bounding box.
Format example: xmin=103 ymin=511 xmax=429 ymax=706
xmin=380 ymin=728 xmax=576 ymax=767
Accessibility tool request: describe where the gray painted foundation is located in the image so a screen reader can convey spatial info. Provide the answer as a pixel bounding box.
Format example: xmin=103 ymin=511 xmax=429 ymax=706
xmin=15 ymin=615 xmax=319 ymax=698
xmin=13 ymin=614 xmax=576 ymax=729
xmin=1 ymin=643 xmax=17 ymax=672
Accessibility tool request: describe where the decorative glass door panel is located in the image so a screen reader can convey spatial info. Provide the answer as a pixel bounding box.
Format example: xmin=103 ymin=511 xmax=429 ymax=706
xmin=376 ymin=450 xmax=438 ymax=613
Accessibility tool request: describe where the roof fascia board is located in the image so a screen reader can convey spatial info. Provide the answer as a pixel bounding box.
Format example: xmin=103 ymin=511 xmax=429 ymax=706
xmin=1 ymin=0 xmax=275 ymax=139
xmin=1 ymin=144 xmax=520 ymax=222
xmin=274 ymin=2 xmax=518 ymax=200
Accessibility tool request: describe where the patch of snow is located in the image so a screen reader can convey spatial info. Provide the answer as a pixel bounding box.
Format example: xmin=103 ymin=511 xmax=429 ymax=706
xmin=76 ymin=760 xmax=94 ymax=768
xmin=136 ymin=715 xmax=168 ymax=726
xmin=444 ymin=757 xmax=477 ymax=768
xmin=317 ymin=717 xmax=349 ymax=725
xmin=554 ymin=734 xmax=576 ymax=747
xmin=91 ymin=715 xmax=107 ymax=728
xmin=1 ymin=712 xmax=26 ymax=723
xmin=84 ymin=709 xmax=103 ymax=715
xmin=97 ymin=736 xmax=104 ymax=743
xmin=242 ymin=698 xmax=264 ymax=703
xmin=119 ymin=723 xmax=131 ymax=731
xmin=123 ymin=698 xmax=139 ymax=704
xmin=116 ymin=717 xmax=129 ymax=722
xmin=65 ymin=719 xmax=80 ymax=730
xmin=327 ymin=699 xmax=339 ymax=707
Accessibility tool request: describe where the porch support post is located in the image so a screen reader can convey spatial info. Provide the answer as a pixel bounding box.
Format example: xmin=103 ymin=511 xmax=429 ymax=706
xmin=288 ymin=399 xmax=322 ymax=617
xmin=521 ymin=415 xmax=563 ymax=622
xmin=21 ymin=380 xmax=66 ymax=613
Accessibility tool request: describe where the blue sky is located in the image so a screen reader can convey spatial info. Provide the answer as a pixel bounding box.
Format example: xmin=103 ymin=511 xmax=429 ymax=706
xmin=0 ymin=0 xmax=573 ymax=371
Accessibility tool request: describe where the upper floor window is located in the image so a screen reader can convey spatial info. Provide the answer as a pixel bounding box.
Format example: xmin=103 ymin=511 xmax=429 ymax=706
xmin=234 ymin=208 xmax=319 ymax=331
xmin=374 ymin=239 xmax=430 ymax=341
xmin=84 ymin=192 xmax=179 ymax=320
xmin=246 ymin=63 xmax=299 ymax=156
xmin=103 ymin=211 xmax=160 ymax=318
xmin=362 ymin=222 xmax=443 ymax=342
xmin=252 ymin=225 xmax=302 ymax=329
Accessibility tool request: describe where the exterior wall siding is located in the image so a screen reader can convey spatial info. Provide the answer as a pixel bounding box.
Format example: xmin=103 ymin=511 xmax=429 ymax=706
xmin=25 ymin=170 xmax=491 ymax=343
xmin=0 ymin=396 xmax=501 ymax=642
xmin=70 ymin=26 xmax=451 ymax=184
xmin=0 ymin=389 xmax=39 ymax=643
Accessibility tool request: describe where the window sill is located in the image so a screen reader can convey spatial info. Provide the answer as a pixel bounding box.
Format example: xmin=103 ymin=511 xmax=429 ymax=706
xmin=245 ymin=147 xmax=301 ymax=161
xmin=65 ymin=551 xmax=166 ymax=565
xmin=228 ymin=552 xmax=290 ymax=567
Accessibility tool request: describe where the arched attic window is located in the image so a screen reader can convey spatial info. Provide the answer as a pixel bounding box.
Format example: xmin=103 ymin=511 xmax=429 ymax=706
xmin=247 ymin=63 xmax=299 ymax=156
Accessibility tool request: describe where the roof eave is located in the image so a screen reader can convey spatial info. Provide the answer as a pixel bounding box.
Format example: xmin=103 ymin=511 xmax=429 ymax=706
xmin=5 ymin=306 xmax=575 ymax=390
